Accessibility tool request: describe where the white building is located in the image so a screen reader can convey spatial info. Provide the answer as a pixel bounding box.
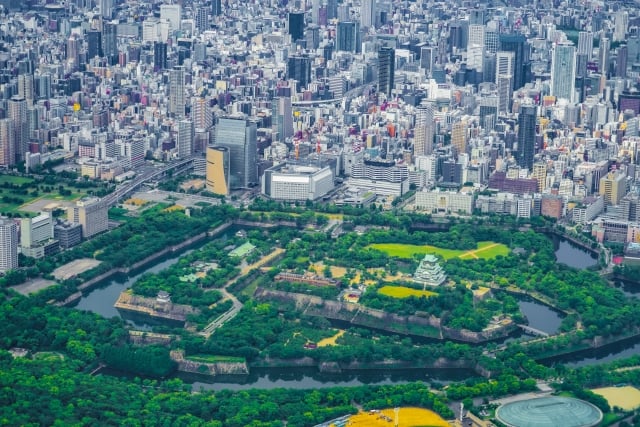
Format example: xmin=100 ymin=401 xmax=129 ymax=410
xmin=0 ymin=218 xmax=18 ymax=272
xmin=262 ymin=163 xmax=334 ymax=201
xmin=415 ymin=190 xmax=474 ymax=214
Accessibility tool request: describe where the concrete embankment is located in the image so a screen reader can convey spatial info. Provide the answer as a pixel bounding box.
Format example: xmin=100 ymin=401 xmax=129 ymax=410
xmin=170 ymin=350 xmax=249 ymax=376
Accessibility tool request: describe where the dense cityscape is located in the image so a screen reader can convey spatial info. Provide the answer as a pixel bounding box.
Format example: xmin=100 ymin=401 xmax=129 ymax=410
xmin=2 ymin=0 xmax=640 ymax=425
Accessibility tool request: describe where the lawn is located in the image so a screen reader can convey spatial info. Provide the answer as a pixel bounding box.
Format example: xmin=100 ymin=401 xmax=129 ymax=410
xmin=368 ymin=241 xmax=509 ymax=260
xmin=186 ymin=354 xmax=246 ymax=363
xmin=378 ymin=285 xmax=437 ymax=299
xmin=348 ymin=407 xmax=449 ymax=427
xmin=0 ymin=175 xmax=34 ymax=185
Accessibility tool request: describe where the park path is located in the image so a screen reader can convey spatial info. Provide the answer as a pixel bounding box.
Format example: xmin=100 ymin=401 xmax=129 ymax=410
xmin=199 ymin=248 xmax=284 ymax=337
xmin=459 ymin=242 xmax=501 ymax=259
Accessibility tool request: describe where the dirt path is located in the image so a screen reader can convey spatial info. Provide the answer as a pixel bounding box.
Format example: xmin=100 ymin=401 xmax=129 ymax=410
xmin=460 ymin=243 xmax=500 ymax=259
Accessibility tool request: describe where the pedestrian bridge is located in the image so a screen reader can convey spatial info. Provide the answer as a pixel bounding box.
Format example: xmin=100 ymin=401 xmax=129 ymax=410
xmin=517 ymin=324 xmax=550 ymax=337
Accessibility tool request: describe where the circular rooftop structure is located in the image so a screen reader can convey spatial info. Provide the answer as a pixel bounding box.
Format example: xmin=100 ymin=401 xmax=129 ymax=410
xmin=495 ymin=396 xmax=603 ymax=427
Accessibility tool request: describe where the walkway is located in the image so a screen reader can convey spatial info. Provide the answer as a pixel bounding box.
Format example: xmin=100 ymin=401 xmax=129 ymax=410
xmin=199 ymin=248 xmax=285 ymax=337
xmin=516 ymin=324 xmax=550 ymax=337
xmin=459 ymin=243 xmax=500 ymax=259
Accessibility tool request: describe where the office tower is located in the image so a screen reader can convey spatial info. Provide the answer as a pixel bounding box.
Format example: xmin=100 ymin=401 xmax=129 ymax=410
xmin=153 ymin=41 xmax=167 ymax=71
xmin=215 ymin=117 xmax=257 ymax=189
xmin=496 ymin=51 xmax=515 ymax=114
xmin=17 ymin=74 xmax=34 ymax=107
xmin=551 ymin=42 xmax=576 ymax=103
xmin=176 ymin=119 xmax=194 ymax=159
xmin=192 ymin=97 xmax=213 ymax=129
xmin=470 ymin=8 xmax=485 ymax=25
xmin=499 ymin=34 xmax=529 ymax=90
xmin=420 ymin=46 xmax=435 ymax=75
xmin=0 ymin=218 xmax=18 ymax=273
xmin=414 ymin=103 xmax=435 ymax=157
xmin=272 ymin=97 xmax=294 ymax=142
xmin=8 ymin=96 xmax=27 ymax=164
xmin=21 ymin=213 xmax=56 ymax=258
xmin=68 ymin=198 xmax=108 ymax=239
xmin=516 ymin=105 xmax=537 ymax=171
xmin=206 ymin=146 xmax=230 ymax=196
xmin=287 ymin=55 xmax=311 ymax=90
xmin=37 ymin=73 xmax=51 ymax=100
xmin=598 ymin=36 xmax=610 ymax=76
xmin=86 ymin=30 xmax=102 ymax=59
xmin=306 ymin=25 xmax=321 ymax=50
xmin=288 ymin=11 xmax=305 ymax=42
xmin=576 ymin=53 xmax=588 ymax=78
xmin=336 ymin=21 xmax=360 ymax=53
xmin=160 ymin=4 xmax=181 ymax=32
xmin=484 ymin=29 xmax=499 ymax=53
xmin=378 ymin=46 xmax=395 ymax=98
xmin=361 ymin=0 xmax=375 ymax=28
xmin=479 ymin=95 xmax=499 ymax=131
xmin=212 ymin=0 xmax=222 ymax=16
xmin=614 ymin=11 xmax=628 ymax=42
xmin=102 ymin=22 xmax=118 ymax=64
xmin=195 ymin=7 xmax=208 ymax=32
xmin=577 ymin=31 xmax=593 ymax=60
xmin=467 ymin=24 xmax=485 ymax=71
xmin=311 ymin=0 xmax=322 ymax=24
xmin=599 ymin=171 xmax=626 ymax=205
xmin=616 ymin=45 xmax=628 ymax=78
xmin=451 ymin=120 xmax=468 ymax=156
xmin=0 ymin=119 xmax=13 ymax=167
xmin=169 ymin=66 xmax=185 ymax=117
xmin=482 ymin=52 xmax=496 ymax=83
xmin=99 ymin=0 xmax=113 ymax=19
xmin=326 ymin=0 xmax=337 ymax=20
xmin=449 ymin=21 xmax=468 ymax=51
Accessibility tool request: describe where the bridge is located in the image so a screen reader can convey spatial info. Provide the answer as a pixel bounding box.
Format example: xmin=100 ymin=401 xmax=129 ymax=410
xmin=517 ymin=324 xmax=549 ymax=337
xmin=102 ymin=156 xmax=200 ymax=207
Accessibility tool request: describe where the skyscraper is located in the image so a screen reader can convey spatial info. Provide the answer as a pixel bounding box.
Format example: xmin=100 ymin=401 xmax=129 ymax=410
xmin=577 ymin=31 xmax=593 ymax=60
xmin=336 ymin=21 xmax=361 ymax=53
xmin=215 ymin=116 xmax=257 ymax=189
xmin=0 ymin=119 xmax=13 ymax=167
xmin=360 ymin=0 xmax=375 ymax=28
xmin=206 ymin=146 xmax=230 ymax=196
xmin=0 ymin=218 xmax=18 ymax=273
xmin=17 ymin=73 xmax=34 ymax=107
xmin=378 ymin=46 xmax=395 ymax=98
xmin=8 ymin=96 xmax=27 ymax=163
xmin=154 ymin=41 xmax=167 ymax=71
xmin=212 ymin=0 xmax=222 ymax=16
xmin=499 ymin=34 xmax=529 ymax=90
xmin=414 ymin=103 xmax=435 ymax=157
xmin=598 ymin=36 xmax=610 ymax=76
xmin=516 ymin=105 xmax=537 ymax=171
xmin=272 ymin=97 xmax=293 ymax=142
xmin=616 ymin=45 xmax=628 ymax=78
xmin=169 ymin=66 xmax=185 ymax=117
xmin=102 ymin=22 xmax=118 ymax=64
xmin=288 ymin=12 xmax=305 ymax=42
xmin=287 ymin=55 xmax=311 ymax=90
xmin=496 ymin=51 xmax=515 ymax=114
xmin=86 ymin=30 xmax=103 ymax=59
xmin=195 ymin=7 xmax=208 ymax=32
xmin=551 ymin=42 xmax=576 ymax=103
xmin=176 ymin=119 xmax=194 ymax=159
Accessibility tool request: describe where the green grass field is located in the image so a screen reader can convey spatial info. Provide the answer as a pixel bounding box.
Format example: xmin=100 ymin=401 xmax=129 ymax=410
xmin=378 ymin=285 xmax=437 ymax=299
xmin=368 ymin=241 xmax=509 ymax=260
xmin=0 ymin=175 xmax=34 ymax=185
xmin=186 ymin=354 xmax=246 ymax=363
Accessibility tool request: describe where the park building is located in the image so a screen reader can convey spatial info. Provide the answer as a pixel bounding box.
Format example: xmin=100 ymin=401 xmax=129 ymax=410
xmin=0 ymin=217 xmax=18 ymax=272
xmin=68 ymin=197 xmax=108 ymax=239
xmin=262 ymin=162 xmax=334 ymax=201
xmin=20 ymin=212 xmax=59 ymax=259
xmin=413 ymin=254 xmax=446 ymax=288
xmin=414 ymin=190 xmax=474 ymax=214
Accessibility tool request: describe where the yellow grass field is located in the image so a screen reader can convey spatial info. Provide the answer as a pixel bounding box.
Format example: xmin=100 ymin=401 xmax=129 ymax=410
xmin=347 ymin=407 xmax=449 ymax=427
xmin=317 ymin=330 xmax=345 ymax=347
xmin=378 ymin=286 xmax=437 ymax=299
xmin=592 ymin=386 xmax=640 ymax=411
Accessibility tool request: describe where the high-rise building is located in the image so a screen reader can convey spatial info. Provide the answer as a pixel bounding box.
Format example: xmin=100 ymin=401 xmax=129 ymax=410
xmin=102 ymin=22 xmax=118 ymax=64
xmin=614 ymin=11 xmax=628 ymax=42
xmin=532 ymin=163 xmax=547 ymax=192
xmin=577 ymin=31 xmax=593 ymax=60
xmin=86 ymin=30 xmax=103 ymax=59
xmin=287 ymin=55 xmax=311 ymax=90
xmin=0 ymin=119 xmax=13 ymax=167
xmin=599 ymin=171 xmax=626 ymax=205
xmin=479 ymin=95 xmax=498 ymax=130
xmin=0 ymin=218 xmax=18 ymax=273
xmin=551 ymin=42 xmax=576 ymax=103
xmin=153 ymin=41 xmax=167 ymax=71
xmin=272 ymin=97 xmax=294 ymax=142
xmin=414 ymin=103 xmax=435 ymax=157
xmin=516 ymin=105 xmax=537 ymax=171
xmin=288 ymin=11 xmax=305 ymax=42
xmin=206 ymin=146 xmax=230 ymax=196
xmin=499 ymin=34 xmax=529 ymax=90
xmin=616 ymin=45 xmax=628 ymax=78
xmin=378 ymin=46 xmax=395 ymax=98
xmin=17 ymin=74 xmax=34 ymax=108
xmin=361 ymin=0 xmax=375 ymax=28
xmin=420 ymin=46 xmax=436 ymax=75
xmin=212 ymin=0 xmax=222 ymax=16
xmin=99 ymin=0 xmax=113 ymax=19
xmin=8 ymin=96 xmax=27 ymax=163
xmin=68 ymin=198 xmax=108 ymax=239
xmin=215 ymin=116 xmax=258 ymax=189
xmin=21 ymin=212 xmax=57 ymax=259
xmin=169 ymin=66 xmax=185 ymax=117
xmin=195 ymin=7 xmax=208 ymax=32
xmin=598 ymin=36 xmax=610 ymax=76
xmin=496 ymin=51 xmax=515 ymax=114
xmin=176 ymin=119 xmax=194 ymax=159
xmin=336 ymin=21 xmax=360 ymax=53
xmin=36 ymin=73 xmax=52 ymax=100
xmin=451 ymin=120 xmax=468 ymax=156
xmin=160 ymin=4 xmax=181 ymax=33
